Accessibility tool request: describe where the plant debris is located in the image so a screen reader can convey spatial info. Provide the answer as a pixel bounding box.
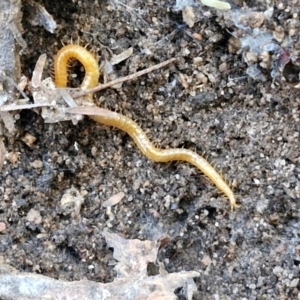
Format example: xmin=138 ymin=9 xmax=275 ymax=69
xmin=0 ymin=231 xmax=199 ymax=300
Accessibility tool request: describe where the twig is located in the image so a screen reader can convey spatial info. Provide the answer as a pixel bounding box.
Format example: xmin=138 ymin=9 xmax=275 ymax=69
xmin=0 ymin=103 xmax=55 ymax=111
xmin=73 ymin=57 xmax=176 ymax=98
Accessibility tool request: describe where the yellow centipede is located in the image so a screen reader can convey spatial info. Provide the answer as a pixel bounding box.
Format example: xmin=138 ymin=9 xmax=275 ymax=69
xmin=54 ymin=45 xmax=239 ymax=210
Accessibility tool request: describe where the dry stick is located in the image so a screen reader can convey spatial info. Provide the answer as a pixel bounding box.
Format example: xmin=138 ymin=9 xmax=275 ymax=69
xmin=72 ymin=58 xmax=176 ymax=99
xmin=0 ymin=103 xmax=55 ymax=111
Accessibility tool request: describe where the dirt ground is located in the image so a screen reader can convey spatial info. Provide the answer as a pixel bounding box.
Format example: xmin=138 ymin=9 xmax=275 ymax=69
xmin=1 ymin=0 xmax=300 ymax=299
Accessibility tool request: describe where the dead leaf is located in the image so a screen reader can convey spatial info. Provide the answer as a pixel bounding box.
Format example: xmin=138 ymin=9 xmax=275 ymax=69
xmin=182 ymin=6 xmax=196 ymax=28
xmin=0 ymin=111 xmax=15 ymax=133
xmin=111 ymin=47 xmax=133 ymax=65
xmin=24 ymin=0 xmax=57 ymax=33
xmin=21 ymin=133 xmax=36 ymax=147
xmin=0 ymin=222 xmax=6 ymax=233
xmin=0 ymin=230 xmax=200 ymax=300
xmin=103 ymin=192 xmax=125 ymax=207
xmin=6 ymin=151 xmax=21 ymax=164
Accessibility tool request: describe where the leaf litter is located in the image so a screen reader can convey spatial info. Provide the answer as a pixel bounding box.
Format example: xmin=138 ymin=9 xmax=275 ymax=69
xmin=0 ymin=230 xmax=199 ymax=300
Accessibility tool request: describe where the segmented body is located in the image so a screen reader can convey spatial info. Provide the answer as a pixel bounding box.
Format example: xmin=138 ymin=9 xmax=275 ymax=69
xmin=54 ymin=44 xmax=100 ymax=90
xmin=54 ymin=45 xmax=238 ymax=210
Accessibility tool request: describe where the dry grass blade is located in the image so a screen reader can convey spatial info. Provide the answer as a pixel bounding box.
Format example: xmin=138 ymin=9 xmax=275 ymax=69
xmin=0 ymin=137 xmax=6 ymax=171
xmin=73 ymin=57 xmax=176 ymax=98
xmin=31 ymin=53 xmax=47 ymax=88
xmin=66 ymin=106 xmax=118 ymax=118
xmin=0 ymin=103 xmax=55 ymax=111
xmin=201 ymin=0 xmax=231 ymax=10
xmin=102 ymin=192 xmax=125 ymax=207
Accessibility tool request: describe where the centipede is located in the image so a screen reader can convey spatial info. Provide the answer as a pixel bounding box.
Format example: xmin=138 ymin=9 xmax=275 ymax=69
xmin=54 ymin=45 xmax=239 ymax=210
